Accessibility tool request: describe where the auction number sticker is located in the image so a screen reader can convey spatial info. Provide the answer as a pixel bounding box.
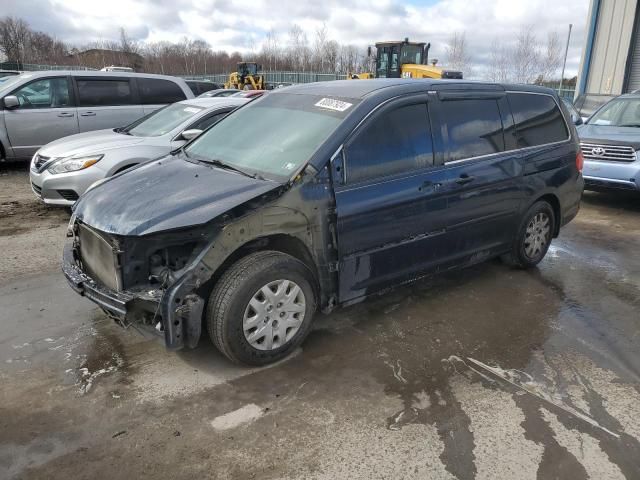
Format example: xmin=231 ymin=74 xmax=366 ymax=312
xmin=315 ymin=98 xmax=352 ymax=112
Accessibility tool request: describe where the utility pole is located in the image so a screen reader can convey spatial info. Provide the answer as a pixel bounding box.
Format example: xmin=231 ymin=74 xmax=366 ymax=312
xmin=559 ymin=24 xmax=573 ymax=97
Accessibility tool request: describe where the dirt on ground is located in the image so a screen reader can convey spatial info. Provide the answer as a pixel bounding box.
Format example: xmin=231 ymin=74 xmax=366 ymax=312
xmin=1 ymin=164 xmax=640 ymax=479
xmin=0 ymin=164 xmax=70 ymax=283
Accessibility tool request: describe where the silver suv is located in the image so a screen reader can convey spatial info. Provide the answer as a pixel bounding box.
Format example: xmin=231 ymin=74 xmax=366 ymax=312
xmin=577 ymin=93 xmax=640 ymax=192
xmin=0 ymin=71 xmax=193 ymax=161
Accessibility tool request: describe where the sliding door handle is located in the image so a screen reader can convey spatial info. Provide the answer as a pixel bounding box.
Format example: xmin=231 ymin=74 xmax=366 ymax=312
xmin=455 ymin=175 xmax=475 ymax=185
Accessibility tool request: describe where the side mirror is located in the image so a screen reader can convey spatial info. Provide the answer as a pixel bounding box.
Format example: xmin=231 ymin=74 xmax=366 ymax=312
xmin=3 ymin=95 xmax=19 ymax=109
xmin=181 ymin=129 xmax=203 ymax=141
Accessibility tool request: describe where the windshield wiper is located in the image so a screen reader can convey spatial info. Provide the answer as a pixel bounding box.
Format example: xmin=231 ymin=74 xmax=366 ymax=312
xmin=618 ymin=124 xmax=640 ymax=128
xmin=114 ymin=127 xmax=132 ymax=135
xmin=200 ymin=158 xmax=266 ymax=180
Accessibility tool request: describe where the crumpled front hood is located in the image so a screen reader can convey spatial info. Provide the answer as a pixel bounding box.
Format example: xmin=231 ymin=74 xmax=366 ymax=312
xmin=74 ymin=154 xmax=281 ymax=236
xmin=38 ymin=129 xmax=145 ymax=158
xmin=577 ymin=124 xmax=640 ymax=150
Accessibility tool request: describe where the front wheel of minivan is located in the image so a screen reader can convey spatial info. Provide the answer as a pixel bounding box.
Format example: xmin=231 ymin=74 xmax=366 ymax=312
xmin=502 ymin=201 xmax=555 ymax=269
xmin=206 ymin=250 xmax=317 ymax=366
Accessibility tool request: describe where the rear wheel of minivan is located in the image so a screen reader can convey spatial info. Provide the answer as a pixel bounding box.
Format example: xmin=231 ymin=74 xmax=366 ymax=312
xmin=206 ymin=251 xmax=317 ymax=365
xmin=502 ymin=201 xmax=555 ymax=269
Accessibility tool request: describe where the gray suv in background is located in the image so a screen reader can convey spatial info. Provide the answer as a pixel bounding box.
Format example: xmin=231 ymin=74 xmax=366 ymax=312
xmin=0 ymin=71 xmax=194 ymax=161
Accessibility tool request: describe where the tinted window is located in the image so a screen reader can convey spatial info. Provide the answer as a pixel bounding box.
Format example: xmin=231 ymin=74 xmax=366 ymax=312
xmin=346 ymin=103 xmax=433 ymax=183
xmin=508 ymin=93 xmax=569 ymax=147
xmin=11 ymin=77 xmax=70 ymax=109
xmin=138 ymin=78 xmax=186 ymax=104
xmin=77 ymin=79 xmax=133 ymax=106
xmin=440 ymin=99 xmax=504 ymax=162
xmin=187 ymin=81 xmax=218 ymax=96
xmin=191 ymin=111 xmax=229 ymax=131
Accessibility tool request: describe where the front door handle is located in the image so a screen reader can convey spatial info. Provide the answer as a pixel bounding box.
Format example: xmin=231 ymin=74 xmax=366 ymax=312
xmin=81 ymin=111 xmax=96 ymax=117
xmin=57 ymin=112 xmax=74 ymax=118
xmin=455 ymin=175 xmax=475 ymax=185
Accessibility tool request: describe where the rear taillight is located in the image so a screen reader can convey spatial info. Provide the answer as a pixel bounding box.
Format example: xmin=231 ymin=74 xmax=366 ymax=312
xmin=576 ymin=150 xmax=584 ymax=172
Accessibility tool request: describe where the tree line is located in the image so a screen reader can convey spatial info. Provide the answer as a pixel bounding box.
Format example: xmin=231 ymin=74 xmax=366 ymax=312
xmin=0 ymin=15 xmax=570 ymax=83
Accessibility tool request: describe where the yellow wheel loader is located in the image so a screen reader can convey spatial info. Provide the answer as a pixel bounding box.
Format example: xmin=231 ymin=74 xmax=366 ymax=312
xmin=350 ymin=38 xmax=463 ymax=80
xmin=225 ymin=62 xmax=265 ymax=90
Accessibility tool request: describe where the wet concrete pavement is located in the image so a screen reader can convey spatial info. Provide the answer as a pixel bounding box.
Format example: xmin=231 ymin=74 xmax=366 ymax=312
xmin=1 ymin=190 xmax=640 ymax=479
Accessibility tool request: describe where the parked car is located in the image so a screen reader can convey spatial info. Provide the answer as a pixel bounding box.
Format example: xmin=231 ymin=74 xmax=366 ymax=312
xmin=0 ymin=71 xmax=194 ymax=161
xmin=185 ymin=80 xmax=221 ymax=96
xmin=30 ymin=97 xmax=249 ymax=205
xmin=577 ymin=92 xmax=640 ymax=192
xmin=230 ymin=90 xmax=266 ymax=98
xmin=64 ymin=79 xmax=583 ymax=365
xmin=198 ymin=89 xmax=241 ymax=98
xmin=573 ymin=93 xmax=618 ymax=122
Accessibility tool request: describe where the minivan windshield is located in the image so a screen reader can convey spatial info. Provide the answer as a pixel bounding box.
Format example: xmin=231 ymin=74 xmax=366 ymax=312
xmin=588 ymin=97 xmax=640 ymax=127
xmin=184 ymin=93 xmax=356 ymax=181
xmin=122 ymin=102 xmax=205 ymax=137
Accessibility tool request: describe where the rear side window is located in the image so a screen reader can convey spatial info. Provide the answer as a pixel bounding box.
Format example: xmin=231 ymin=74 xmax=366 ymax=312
xmin=191 ymin=111 xmax=229 ymax=131
xmin=508 ymin=93 xmax=569 ymax=148
xmin=76 ymin=79 xmax=133 ymax=106
xmin=138 ymin=78 xmax=186 ymax=104
xmin=345 ymin=103 xmax=433 ymax=183
xmin=441 ymin=99 xmax=505 ymax=162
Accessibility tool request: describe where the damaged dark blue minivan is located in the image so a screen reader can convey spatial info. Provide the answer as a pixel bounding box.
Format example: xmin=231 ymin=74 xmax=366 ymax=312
xmin=64 ymin=79 xmax=584 ymax=365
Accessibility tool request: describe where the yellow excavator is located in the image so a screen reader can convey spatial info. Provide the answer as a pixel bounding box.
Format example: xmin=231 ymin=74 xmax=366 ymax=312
xmin=350 ymin=38 xmax=463 ymax=80
xmin=225 ymin=62 xmax=265 ymax=90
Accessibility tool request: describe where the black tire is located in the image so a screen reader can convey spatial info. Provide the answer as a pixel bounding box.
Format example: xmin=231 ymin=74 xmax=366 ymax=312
xmin=207 ymin=250 xmax=317 ymax=365
xmin=501 ymin=201 xmax=555 ymax=269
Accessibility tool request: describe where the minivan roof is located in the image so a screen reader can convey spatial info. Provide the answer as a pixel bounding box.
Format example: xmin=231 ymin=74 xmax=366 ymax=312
xmin=274 ymin=79 xmax=558 ymax=100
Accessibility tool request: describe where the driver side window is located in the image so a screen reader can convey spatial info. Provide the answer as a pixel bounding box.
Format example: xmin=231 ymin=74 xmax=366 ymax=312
xmin=12 ymin=78 xmax=70 ymax=109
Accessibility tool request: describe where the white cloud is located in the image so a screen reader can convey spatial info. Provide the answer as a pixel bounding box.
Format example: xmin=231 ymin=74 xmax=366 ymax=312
xmin=4 ymin=0 xmax=590 ymax=76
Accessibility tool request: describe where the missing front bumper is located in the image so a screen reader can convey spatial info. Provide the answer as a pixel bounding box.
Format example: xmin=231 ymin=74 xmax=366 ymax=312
xmin=62 ymin=242 xmax=204 ymax=349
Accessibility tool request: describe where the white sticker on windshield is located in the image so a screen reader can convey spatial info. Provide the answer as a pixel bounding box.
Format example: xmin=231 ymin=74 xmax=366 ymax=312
xmin=315 ymin=98 xmax=353 ymax=112
xmin=183 ymin=107 xmax=200 ymax=114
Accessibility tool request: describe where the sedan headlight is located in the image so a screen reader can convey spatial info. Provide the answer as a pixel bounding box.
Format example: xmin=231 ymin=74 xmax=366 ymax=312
xmin=47 ymin=154 xmax=104 ymax=175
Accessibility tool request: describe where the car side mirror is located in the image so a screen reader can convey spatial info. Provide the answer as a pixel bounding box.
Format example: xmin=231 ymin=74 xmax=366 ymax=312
xmin=181 ymin=129 xmax=203 ymax=141
xmin=3 ymin=95 xmax=19 ymax=109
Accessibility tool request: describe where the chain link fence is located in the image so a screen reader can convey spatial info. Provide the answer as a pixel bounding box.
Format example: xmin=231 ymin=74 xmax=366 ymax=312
xmin=182 ymin=71 xmax=348 ymax=85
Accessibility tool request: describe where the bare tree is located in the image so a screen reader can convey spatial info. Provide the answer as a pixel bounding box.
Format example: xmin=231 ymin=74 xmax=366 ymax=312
xmin=445 ymin=32 xmax=472 ymax=74
xmin=512 ymin=25 xmax=540 ymax=84
xmin=0 ymin=17 xmax=30 ymax=64
xmin=488 ymin=39 xmax=510 ymax=83
xmin=538 ymin=31 xmax=562 ymax=83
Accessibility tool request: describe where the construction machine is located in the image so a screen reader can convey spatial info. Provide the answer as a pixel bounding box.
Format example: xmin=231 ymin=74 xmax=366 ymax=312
xmin=350 ymin=38 xmax=463 ymax=80
xmin=225 ymin=62 xmax=265 ymax=90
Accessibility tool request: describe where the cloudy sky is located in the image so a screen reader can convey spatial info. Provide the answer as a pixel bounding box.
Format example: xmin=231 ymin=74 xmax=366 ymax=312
xmin=4 ymin=0 xmax=590 ymax=76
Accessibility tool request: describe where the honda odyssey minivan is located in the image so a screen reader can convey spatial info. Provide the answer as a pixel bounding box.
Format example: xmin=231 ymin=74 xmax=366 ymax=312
xmin=64 ymin=79 xmax=584 ymax=365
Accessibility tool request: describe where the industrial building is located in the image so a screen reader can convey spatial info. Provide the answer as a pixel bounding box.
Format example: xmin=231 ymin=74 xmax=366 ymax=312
xmin=577 ymin=0 xmax=640 ymax=95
